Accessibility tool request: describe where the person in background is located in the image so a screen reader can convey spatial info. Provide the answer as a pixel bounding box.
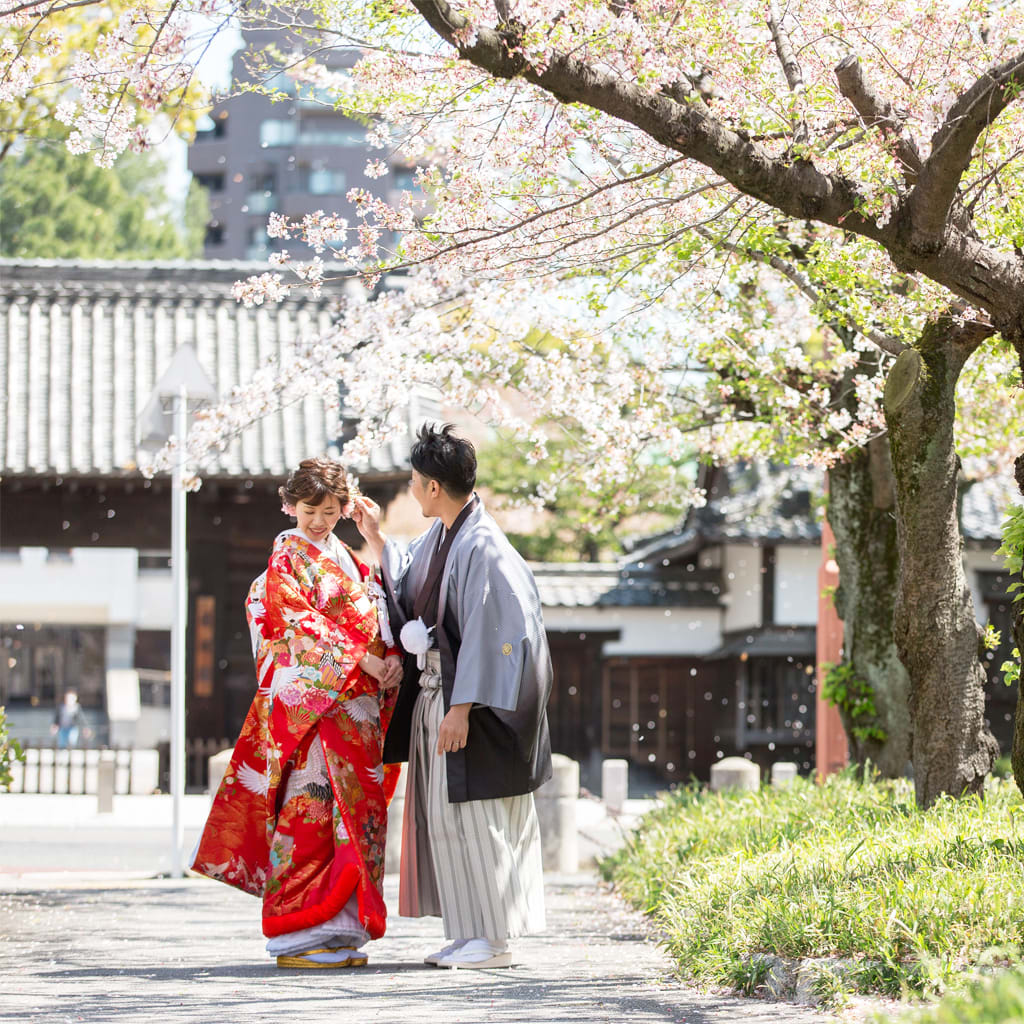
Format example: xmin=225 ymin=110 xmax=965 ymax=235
xmin=51 ymin=690 xmax=88 ymax=748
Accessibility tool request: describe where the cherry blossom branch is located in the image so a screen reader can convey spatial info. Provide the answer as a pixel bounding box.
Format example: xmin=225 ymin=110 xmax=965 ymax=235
xmin=408 ymin=0 xmax=878 ymax=234
xmin=833 ymin=54 xmax=923 ymax=183
xmin=1 ymin=0 xmax=104 ymax=15
xmin=766 ymin=0 xmax=807 ymax=146
xmin=357 ymin=158 xmax=711 ymax=274
xmin=909 ymin=50 xmax=1024 ymax=243
xmin=405 ymin=0 xmax=1024 ymax=331
xmin=693 ymin=226 xmax=908 ymax=357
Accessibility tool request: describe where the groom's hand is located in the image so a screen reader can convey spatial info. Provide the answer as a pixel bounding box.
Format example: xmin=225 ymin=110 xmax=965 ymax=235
xmin=437 ymin=704 xmax=471 ymax=755
xmin=351 ymin=496 xmax=385 ymax=558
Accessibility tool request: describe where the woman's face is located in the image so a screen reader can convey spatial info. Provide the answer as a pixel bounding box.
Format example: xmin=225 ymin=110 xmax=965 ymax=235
xmin=295 ymin=495 xmax=342 ymax=543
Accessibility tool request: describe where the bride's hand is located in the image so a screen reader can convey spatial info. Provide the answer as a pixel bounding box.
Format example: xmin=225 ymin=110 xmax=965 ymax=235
xmin=358 ymin=653 xmax=387 ymax=683
xmin=380 ymin=654 xmax=403 ymax=691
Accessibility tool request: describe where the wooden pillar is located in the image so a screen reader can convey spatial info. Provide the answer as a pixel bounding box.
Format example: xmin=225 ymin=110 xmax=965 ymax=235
xmin=815 ymin=512 xmax=848 ymax=779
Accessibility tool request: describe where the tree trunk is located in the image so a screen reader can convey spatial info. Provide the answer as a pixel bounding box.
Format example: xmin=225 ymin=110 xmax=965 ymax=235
xmin=1010 ymin=453 xmax=1024 ymax=793
xmin=1011 ymin=598 xmax=1024 ymax=790
xmin=884 ymin=321 xmax=998 ymax=807
xmin=827 ymin=437 xmax=910 ymax=777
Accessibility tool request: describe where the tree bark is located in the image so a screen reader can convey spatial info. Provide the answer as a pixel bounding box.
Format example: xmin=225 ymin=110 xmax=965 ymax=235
xmin=828 ymin=437 xmax=911 ymax=777
xmin=884 ymin=320 xmax=999 ymax=807
xmin=1011 ymin=595 xmax=1024 ymax=790
xmin=1010 ymin=453 xmax=1024 ymax=792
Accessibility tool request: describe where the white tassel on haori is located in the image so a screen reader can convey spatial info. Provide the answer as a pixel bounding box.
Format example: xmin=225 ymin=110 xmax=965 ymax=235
xmin=400 ymin=617 xmax=434 ymax=669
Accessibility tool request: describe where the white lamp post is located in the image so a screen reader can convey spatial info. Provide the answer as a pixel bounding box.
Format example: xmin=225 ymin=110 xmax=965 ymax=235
xmin=138 ymin=345 xmax=218 ymax=878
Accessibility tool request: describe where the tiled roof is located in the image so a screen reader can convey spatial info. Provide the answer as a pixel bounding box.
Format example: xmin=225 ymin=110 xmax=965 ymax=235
xmin=627 ymin=462 xmax=822 ymax=562
xmin=0 ymin=260 xmax=418 ymax=479
xmin=707 ymin=626 xmax=817 ymax=659
xmin=961 ymin=474 xmax=1020 ymax=543
xmin=531 ymin=562 xmax=721 ymax=609
xmin=628 ymin=461 xmax=1015 ymax=562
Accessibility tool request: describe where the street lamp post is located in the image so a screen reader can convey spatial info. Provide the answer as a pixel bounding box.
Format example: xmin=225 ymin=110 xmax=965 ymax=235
xmin=138 ymin=346 xmax=217 ymax=878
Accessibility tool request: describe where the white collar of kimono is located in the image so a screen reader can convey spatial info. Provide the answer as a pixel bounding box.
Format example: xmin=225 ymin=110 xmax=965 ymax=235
xmin=280 ymin=529 xmax=361 ymax=583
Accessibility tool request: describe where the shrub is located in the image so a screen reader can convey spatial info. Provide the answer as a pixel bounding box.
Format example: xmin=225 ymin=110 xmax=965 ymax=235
xmin=607 ymin=772 xmax=1024 ymax=1000
xmin=0 ymin=705 xmax=25 ymax=792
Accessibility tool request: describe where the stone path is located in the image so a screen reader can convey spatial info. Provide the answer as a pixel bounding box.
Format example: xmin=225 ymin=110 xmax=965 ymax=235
xmin=0 ymin=874 xmax=837 ymax=1024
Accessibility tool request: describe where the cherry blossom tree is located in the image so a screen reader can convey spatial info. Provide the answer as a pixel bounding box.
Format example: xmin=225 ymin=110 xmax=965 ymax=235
xmin=5 ymin=0 xmax=1024 ymax=803
xmin=292 ymin=0 xmax=1024 ymax=805
xmin=0 ymin=0 xmax=212 ymax=161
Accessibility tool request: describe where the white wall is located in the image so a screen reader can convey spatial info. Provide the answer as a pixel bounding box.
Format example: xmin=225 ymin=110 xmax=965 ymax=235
xmin=722 ymin=545 xmax=762 ymax=633
xmin=774 ymin=546 xmax=820 ymax=625
xmin=965 ymin=547 xmax=1008 ymax=621
xmin=136 ymin=569 xmax=174 ymax=630
xmin=0 ymin=547 xmax=173 ymax=630
xmin=0 ymin=546 xmax=139 ymax=624
xmin=542 ymin=606 xmax=722 ymax=656
xmin=0 ymin=546 xmax=171 ymax=749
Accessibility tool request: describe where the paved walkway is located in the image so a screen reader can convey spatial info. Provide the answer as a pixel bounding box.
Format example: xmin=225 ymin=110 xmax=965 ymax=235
xmin=0 ymin=793 xmax=840 ymax=1024
xmin=0 ymin=873 xmax=837 ymax=1024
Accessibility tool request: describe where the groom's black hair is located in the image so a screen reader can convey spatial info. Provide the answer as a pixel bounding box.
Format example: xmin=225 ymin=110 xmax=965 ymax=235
xmin=411 ymin=422 xmax=476 ymax=497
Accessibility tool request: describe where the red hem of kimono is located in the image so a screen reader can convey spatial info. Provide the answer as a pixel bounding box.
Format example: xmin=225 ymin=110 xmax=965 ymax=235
xmin=262 ymin=863 xmax=384 ymax=939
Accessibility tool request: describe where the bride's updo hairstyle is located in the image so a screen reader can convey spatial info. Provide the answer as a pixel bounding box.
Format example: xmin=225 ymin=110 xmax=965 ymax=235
xmin=279 ymin=458 xmax=352 ymax=510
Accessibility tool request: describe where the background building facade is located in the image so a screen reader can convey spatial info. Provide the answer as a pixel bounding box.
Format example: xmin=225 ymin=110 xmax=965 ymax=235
xmin=189 ymin=27 xmax=413 ymax=261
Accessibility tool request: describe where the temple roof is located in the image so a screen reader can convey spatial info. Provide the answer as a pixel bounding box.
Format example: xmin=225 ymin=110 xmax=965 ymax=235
xmin=626 ymin=462 xmax=822 ymax=563
xmin=531 ymin=561 xmax=722 ymax=609
xmin=0 ymin=259 xmax=421 ymax=480
xmin=626 ymin=460 xmax=1013 ymax=562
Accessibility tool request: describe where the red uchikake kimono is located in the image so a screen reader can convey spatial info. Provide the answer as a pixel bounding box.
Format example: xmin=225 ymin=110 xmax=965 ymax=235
xmin=191 ymin=530 xmax=400 ymax=941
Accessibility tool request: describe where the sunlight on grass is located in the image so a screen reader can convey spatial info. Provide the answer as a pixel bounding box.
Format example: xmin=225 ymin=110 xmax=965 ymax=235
xmin=605 ymin=772 xmax=1024 ymax=1001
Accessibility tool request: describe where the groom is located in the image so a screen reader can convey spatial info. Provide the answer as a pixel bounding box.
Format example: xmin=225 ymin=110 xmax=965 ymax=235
xmin=352 ymin=422 xmax=552 ymax=969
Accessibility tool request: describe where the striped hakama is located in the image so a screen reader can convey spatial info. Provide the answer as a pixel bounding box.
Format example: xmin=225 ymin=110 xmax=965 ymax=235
xmin=398 ymin=651 xmax=546 ymax=942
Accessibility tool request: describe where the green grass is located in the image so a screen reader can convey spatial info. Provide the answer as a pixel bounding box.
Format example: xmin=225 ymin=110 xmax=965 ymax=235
xmin=604 ymin=772 xmax=1024 ymax=1001
xmin=877 ymin=967 xmax=1024 ymax=1022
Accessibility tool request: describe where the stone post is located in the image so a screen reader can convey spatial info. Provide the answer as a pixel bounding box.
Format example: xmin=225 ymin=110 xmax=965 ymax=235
xmin=385 ymin=764 xmax=408 ymax=875
xmin=602 ymin=758 xmax=629 ymax=814
xmin=709 ymin=756 xmax=760 ymax=792
xmin=770 ymin=761 xmax=798 ymax=787
xmin=207 ymin=748 xmax=233 ymax=798
xmin=535 ymin=754 xmax=579 ymax=873
xmin=96 ymin=751 xmax=116 ymax=814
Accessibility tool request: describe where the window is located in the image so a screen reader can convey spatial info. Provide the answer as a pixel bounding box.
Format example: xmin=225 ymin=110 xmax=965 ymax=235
xmin=739 ymin=656 xmax=815 ymax=745
xmin=135 ymin=630 xmax=171 ymax=708
xmin=138 ymin=552 xmax=171 ymax=571
xmin=260 ymin=118 xmax=298 ymax=147
xmin=0 ymin=625 xmax=106 ymax=709
xmin=246 ymin=223 xmax=270 ymax=260
xmin=194 ymin=173 xmax=225 ymax=192
xmin=245 ymin=171 xmax=277 ymax=214
xmin=307 ymin=168 xmax=347 ymax=194
xmin=265 ymin=71 xmax=297 ymax=97
xmin=204 ymin=222 xmax=225 ymax=246
xmin=134 ymin=630 xmax=170 ymax=672
xmin=393 ymin=168 xmax=418 ymax=191
xmin=298 ymin=124 xmax=366 ymax=146
xmin=196 ymin=114 xmax=227 ymax=140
